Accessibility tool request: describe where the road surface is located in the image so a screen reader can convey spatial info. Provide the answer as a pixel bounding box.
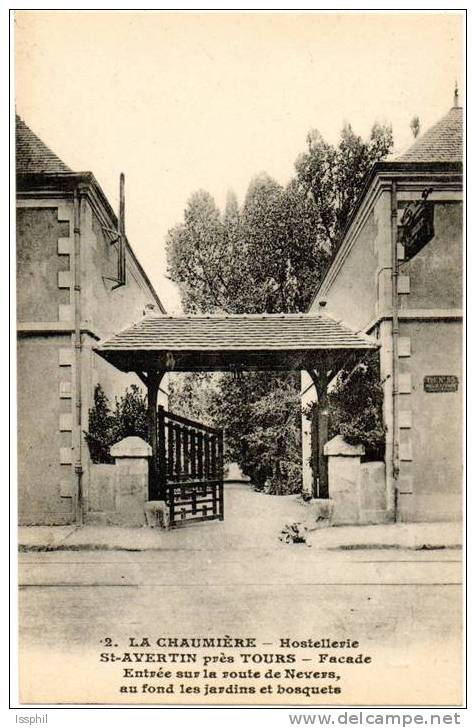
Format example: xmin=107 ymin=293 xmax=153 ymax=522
xmin=18 ymin=545 xmax=462 ymax=706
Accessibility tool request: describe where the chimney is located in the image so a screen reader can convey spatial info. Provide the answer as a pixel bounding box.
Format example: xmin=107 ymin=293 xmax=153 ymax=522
xmin=453 ymin=81 xmax=460 ymax=108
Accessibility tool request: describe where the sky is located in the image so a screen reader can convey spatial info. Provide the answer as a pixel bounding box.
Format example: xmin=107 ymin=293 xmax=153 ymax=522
xmin=15 ymin=11 xmax=464 ymax=312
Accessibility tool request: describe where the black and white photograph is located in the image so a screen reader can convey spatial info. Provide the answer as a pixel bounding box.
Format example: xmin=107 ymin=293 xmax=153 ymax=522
xmin=13 ymin=9 xmax=465 ymax=709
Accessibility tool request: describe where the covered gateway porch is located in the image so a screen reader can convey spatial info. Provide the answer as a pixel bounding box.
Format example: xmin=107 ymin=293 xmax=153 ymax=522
xmin=93 ymin=311 xmax=378 ymax=522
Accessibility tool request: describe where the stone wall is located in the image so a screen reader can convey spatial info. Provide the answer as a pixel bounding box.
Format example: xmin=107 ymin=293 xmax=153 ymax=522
xmin=17 ymin=333 xmax=76 ymax=524
xmin=17 ymin=192 xmax=166 ymax=525
xmin=396 ymin=319 xmax=462 ymax=522
xmin=324 ymin=435 xmax=387 ymax=526
xmin=17 ymin=206 xmax=71 ymax=322
xmin=399 ymin=202 xmax=463 ymax=310
xmin=303 ymin=180 xmax=463 ymax=524
xmin=17 ymin=202 xmax=77 ymax=525
xmin=86 ymin=437 xmax=151 ymax=527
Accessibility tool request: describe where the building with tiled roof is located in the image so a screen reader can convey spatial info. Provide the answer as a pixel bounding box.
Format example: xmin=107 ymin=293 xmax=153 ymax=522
xmin=16 ymin=116 xmax=167 ymax=525
xmin=16 ymin=94 xmax=463 ymax=528
xmin=16 ymin=114 xmax=72 ymax=173
xmin=94 ymin=312 xmax=377 ymax=380
xmin=303 ymin=95 xmax=463 ymax=524
xmin=396 ymin=105 xmax=463 ymax=164
xmin=97 ymin=312 xmax=376 ymax=357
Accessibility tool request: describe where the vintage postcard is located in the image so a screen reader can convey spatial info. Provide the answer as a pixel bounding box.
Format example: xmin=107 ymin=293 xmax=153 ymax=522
xmin=14 ymin=10 xmax=465 ymax=707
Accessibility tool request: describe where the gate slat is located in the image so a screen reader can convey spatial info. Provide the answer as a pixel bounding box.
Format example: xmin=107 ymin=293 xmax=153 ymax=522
xmin=197 ymin=432 xmax=204 ymax=480
xmin=190 ymin=431 xmax=196 ymax=479
xmin=183 ymin=429 xmax=190 ymax=478
xmin=175 ymin=426 xmax=182 ymax=480
xmin=157 ymin=409 xmax=224 ymax=527
xmin=204 ymin=433 xmax=210 ymax=480
xmin=167 ymin=422 xmax=175 ymax=481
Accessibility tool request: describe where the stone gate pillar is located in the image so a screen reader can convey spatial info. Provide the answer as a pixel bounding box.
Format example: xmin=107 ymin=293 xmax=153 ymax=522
xmin=110 ymin=436 xmax=151 ymax=526
xmin=324 ymin=435 xmax=364 ymax=525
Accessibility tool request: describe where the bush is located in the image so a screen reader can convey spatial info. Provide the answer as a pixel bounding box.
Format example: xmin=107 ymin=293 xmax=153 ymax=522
xmin=112 ymin=384 xmax=148 ymax=442
xmin=212 ymin=372 xmax=303 ymax=494
xmin=303 ymin=352 xmax=385 ymax=461
xmin=84 ymin=383 xmax=149 ymax=463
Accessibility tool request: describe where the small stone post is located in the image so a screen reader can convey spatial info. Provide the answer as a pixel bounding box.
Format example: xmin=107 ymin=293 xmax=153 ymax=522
xmin=110 ymin=436 xmax=152 ymax=526
xmin=324 ymin=435 xmax=365 ymax=525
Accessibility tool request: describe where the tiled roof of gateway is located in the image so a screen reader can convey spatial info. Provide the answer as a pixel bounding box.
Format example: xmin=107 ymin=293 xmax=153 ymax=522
xmin=96 ymin=313 xmax=377 ymax=353
xmin=16 ymin=115 xmax=72 ymax=174
xmin=396 ymin=106 xmax=463 ymax=163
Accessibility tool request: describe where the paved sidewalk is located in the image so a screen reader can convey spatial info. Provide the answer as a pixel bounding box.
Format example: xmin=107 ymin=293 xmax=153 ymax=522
xmin=308 ymin=520 xmax=462 ymax=550
xmin=18 ymin=518 xmax=462 ymax=553
xmin=17 ymin=484 xmax=462 ymax=552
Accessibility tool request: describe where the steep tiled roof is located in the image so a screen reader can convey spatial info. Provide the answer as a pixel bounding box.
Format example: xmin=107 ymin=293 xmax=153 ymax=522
xmin=396 ymin=106 xmax=463 ymax=163
xmin=96 ymin=313 xmax=377 ymax=353
xmin=16 ymin=115 xmax=72 ymax=174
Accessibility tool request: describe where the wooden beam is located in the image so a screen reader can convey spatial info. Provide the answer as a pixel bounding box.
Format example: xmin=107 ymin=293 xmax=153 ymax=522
xmin=317 ymin=367 xmax=329 ymax=500
xmin=134 ymin=370 xmax=148 ymax=386
xmin=157 ymin=405 xmax=167 ymax=500
xmin=308 ymin=356 xmax=330 ymax=499
xmin=99 ymin=345 xmax=377 ymax=376
xmin=146 ymin=371 xmax=164 ymax=500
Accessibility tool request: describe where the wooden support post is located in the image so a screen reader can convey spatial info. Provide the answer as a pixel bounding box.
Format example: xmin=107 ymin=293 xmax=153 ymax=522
xmin=146 ymin=371 xmax=163 ymax=501
xmin=157 ymin=405 xmax=167 ymax=500
xmin=317 ymin=387 xmax=329 ymax=500
xmin=318 ymin=360 xmax=329 ymax=499
xmin=310 ymin=406 xmax=319 ymax=498
xmin=308 ymin=360 xmax=329 ymax=499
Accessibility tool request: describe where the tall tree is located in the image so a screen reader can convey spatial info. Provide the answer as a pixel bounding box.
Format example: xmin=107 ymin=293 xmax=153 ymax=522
xmin=295 ymin=121 xmax=393 ymax=252
xmin=223 ymin=189 xmax=240 ymax=228
xmin=280 ymin=178 xmax=328 ymax=311
xmin=239 ymin=173 xmax=291 ymax=312
xmin=221 ymin=189 xmax=248 ymax=313
xmin=165 ymin=120 xmax=393 ymax=491
xmin=166 ymin=190 xmax=230 ymax=313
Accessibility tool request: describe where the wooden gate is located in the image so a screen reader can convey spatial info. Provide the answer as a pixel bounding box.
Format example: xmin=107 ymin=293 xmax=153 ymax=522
xmin=157 ymin=406 xmax=224 ymax=528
